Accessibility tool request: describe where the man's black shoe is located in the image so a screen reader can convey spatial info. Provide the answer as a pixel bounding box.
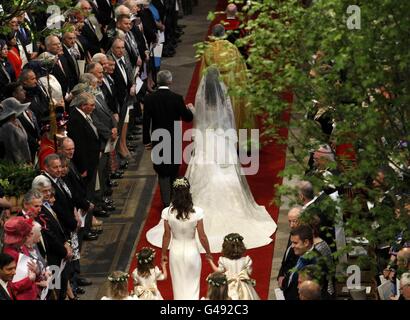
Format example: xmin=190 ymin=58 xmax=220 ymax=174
xmin=77 ymin=277 xmax=93 ymax=286
xmin=93 ymin=210 xmax=110 ymax=218
xmin=84 ymin=232 xmax=99 ymax=241
xmin=75 ymin=287 xmax=86 ymax=295
xmin=108 ymin=180 xmax=119 ymax=188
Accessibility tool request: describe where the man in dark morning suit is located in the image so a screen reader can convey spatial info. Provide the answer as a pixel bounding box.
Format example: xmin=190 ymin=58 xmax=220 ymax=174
xmin=67 ymin=92 xmax=101 ymax=201
xmin=30 ymin=178 xmax=72 ymax=301
xmin=42 ymin=154 xmax=78 ymax=238
xmin=95 ymin=0 xmax=116 ymax=27
xmin=282 ymin=225 xmax=325 ymax=300
xmin=79 ymin=0 xmax=103 ymax=56
xmin=20 ymin=69 xmax=50 ymax=126
xmin=0 ymin=253 xmax=17 ymax=300
xmin=101 ymin=58 xmax=120 ymax=116
xmin=45 ymin=35 xmax=70 ymax=98
xmin=62 ymin=31 xmax=81 ymax=92
xmin=277 ymin=207 xmax=302 ymax=291
xmin=143 ymin=70 xmax=194 ymax=208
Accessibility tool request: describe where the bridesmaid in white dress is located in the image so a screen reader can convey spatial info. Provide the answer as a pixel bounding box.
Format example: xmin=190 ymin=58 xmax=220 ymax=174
xmin=207 ymin=233 xmax=260 ymax=300
xmin=101 ymin=271 xmax=139 ymax=300
xmin=132 ymin=247 xmax=167 ymax=300
xmin=161 ymin=177 xmax=213 ymax=300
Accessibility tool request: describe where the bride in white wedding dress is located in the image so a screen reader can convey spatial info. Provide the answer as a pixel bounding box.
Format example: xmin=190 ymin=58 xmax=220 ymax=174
xmin=146 ymin=67 xmax=277 ymax=253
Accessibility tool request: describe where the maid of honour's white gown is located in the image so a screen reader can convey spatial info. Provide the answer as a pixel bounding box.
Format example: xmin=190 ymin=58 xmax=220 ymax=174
xmin=146 ymin=69 xmax=277 ymax=254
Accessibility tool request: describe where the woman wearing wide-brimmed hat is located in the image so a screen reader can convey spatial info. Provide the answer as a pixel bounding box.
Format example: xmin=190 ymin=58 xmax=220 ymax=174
xmin=2 ymin=216 xmax=40 ymax=300
xmin=0 ymin=97 xmax=32 ymax=163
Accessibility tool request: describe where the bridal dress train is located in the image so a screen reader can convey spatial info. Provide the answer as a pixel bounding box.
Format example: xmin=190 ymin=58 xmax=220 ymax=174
xmin=146 ymin=68 xmax=277 ymax=253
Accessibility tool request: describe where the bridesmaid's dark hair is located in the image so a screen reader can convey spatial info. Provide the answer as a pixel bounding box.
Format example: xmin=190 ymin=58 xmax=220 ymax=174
xmin=171 ymin=177 xmax=195 ymax=220
xmin=221 ymin=233 xmax=247 ymax=260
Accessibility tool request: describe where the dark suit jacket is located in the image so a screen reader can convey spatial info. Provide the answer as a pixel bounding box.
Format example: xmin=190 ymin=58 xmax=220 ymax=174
xmin=50 ymin=56 xmax=70 ymax=97
xmin=282 ymin=248 xmax=322 ymax=300
xmin=62 ymin=46 xmax=80 ymax=90
xmin=143 ymin=88 xmax=193 ymax=176
xmin=81 ymin=20 xmax=101 ymax=56
xmin=18 ymin=111 xmax=40 ymax=162
xmin=41 ymin=172 xmax=77 ymax=237
xmin=109 ymin=55 xmax=134 ymax=116
xmin=36 ymin=205 xmax=68 ymax=267
xmin=67 ymin=108 xmax=101 ymax=181
xmin=63 ymin=162 xmax=90 ymax=212
xmin=277 ymin=236 xmax=299 ymax=289
xmin=0 ymin=285 xmax=12 ymax=300
xmin=96 ymin=0 xmax=115 ymax=26
xmin=101 ymin=76 xmax=120 ymax=115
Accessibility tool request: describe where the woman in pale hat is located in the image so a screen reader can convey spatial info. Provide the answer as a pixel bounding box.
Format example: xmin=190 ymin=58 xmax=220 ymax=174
xmin=2 ymin=216 xmax=40 ymax=300
xmin=0 ymin=97 xmax=32 ymax=163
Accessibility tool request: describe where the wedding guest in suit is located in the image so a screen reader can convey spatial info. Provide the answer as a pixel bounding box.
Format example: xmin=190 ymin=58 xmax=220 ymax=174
xmin=108 ymin=37 xmax=136 ymax=159
xmin=62 ymin=31 xmax=81 ymax=91
xmin=282 ymin=225 xmax=322 ymax=300
xmin=32 ymin=176 xmax=72 ymax=300
xmin=0 ymin=253 xmax=17 ymax=300
xmin=78 ymin=0 xmax=103 ymax=56
xmin=67 ymin=92 xmax=101 ymax=202
xmin=277 ymin=207 xmax=302 ymax=290
xmin=19 ymin=68 xmax=50 ymax=127
xmin=143 ymin=70 xmax=194 ymax=207
xmin=45 ymin=35 xmax=70 ymax=99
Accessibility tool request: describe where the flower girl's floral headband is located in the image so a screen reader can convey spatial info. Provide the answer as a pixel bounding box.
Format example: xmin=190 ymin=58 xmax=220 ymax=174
xmin=224 ymin=233 xmax=244 ymax=243
xmin=137 ymin=247 xmax=156 ymax=265
xmin=206 ymin=273 xmax=228 ymax=287
xmin=108 ymin=272 xmax=129 ymax=283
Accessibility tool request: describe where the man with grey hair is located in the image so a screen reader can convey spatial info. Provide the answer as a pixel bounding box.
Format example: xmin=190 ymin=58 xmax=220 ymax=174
xmin=45 ymin=35 xmax=70 ymax=98
xmin=143 ymin=70 xmax=194 ymax=208
xmin=17 ymin=189 xmax=43 ymax=220
xmin=277 ymin=206 xmax=302 ymax=290
xmin=399 ymin=272 xmax=410 ymax=300
xmin=298 ymin=179 xmax=337 ymax=250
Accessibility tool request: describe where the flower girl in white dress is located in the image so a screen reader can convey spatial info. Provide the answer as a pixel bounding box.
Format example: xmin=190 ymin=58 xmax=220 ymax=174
xmin=132 ymin=247 xmax=167 ymax=300
xmin=101 ymin=271 xmax=139 ymax=300
xmin=207 ymin=233 xmax=260 ymax=300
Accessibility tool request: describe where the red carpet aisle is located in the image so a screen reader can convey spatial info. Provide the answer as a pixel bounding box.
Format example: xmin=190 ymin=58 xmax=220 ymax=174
xmin=128 ymin=0 xmax=291 ymax=300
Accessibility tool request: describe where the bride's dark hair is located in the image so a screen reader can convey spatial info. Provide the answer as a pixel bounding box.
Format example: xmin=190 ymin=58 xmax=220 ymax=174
xmin=170 ymin=177 xmax=195 ymax=220
xmin=204 ymin=66 xmax=225 ymax=107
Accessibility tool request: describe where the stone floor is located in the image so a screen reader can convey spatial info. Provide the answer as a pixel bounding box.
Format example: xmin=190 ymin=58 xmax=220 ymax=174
xmin=79 ymin=1 xmax=216 ymax=300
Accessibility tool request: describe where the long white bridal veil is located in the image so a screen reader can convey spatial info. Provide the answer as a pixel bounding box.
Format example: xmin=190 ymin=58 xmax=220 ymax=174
xmin=194 ymin=66 xmax=236 ymax=133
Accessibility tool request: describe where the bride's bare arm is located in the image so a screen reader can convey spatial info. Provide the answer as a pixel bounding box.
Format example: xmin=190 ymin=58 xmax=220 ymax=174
xmin=197 ymin=219 xmax=212 ymax=257
xmin=161 ymin=220 xmax=171 ymax=262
